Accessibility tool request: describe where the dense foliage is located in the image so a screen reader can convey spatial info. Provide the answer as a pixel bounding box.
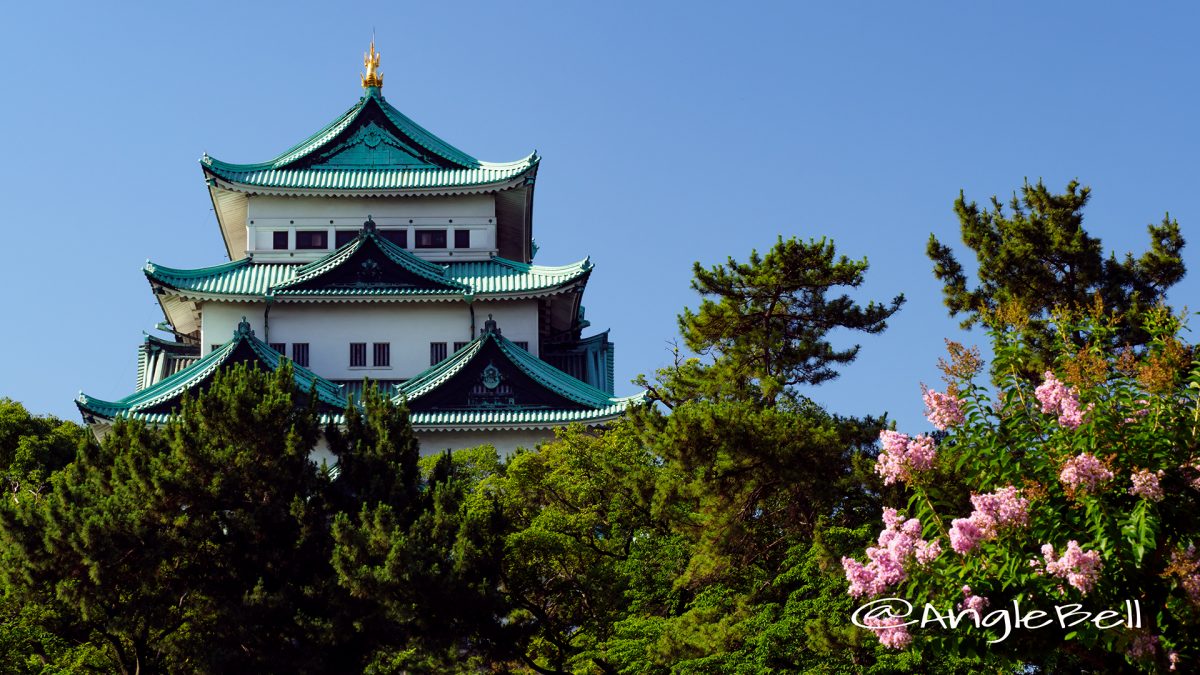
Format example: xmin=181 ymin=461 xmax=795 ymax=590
xmin=0 ymin=198 xmax=1191 ymax=672
xmin=842 ymin=307 xmax=1199 ymax=672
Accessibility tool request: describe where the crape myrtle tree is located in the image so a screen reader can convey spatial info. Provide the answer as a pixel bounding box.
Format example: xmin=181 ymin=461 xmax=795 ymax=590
xmin=926 ymin=179 xmax=1185 ymax=379
xmin=843 ymin=306 xmax=1200 ymax=672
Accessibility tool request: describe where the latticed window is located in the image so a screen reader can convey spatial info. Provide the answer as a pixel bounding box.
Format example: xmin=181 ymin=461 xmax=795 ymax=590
xmin=373 ymin=342 xmax=390 ymax=367
xmin=292 ymin=343 xmax=309 ymax=367
xmin=272 ymin=231 xmax=288 ymax=250
xmin=453 ymin=341 xmax=469 ymax=353
xmin=350 ymin=343 xmax=367 ymax=368
xmin=430 ymin=342 xmax=448 ymax=365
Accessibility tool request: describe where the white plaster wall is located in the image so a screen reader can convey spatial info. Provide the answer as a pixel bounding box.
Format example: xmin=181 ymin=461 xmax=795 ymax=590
xmin=244 ymin=194 xmax=498 ymax=261
xmin=200 ymin=301 xmax=267 ymax=352
xmin=247 ymin=194 xmax=496 ymax=221
xmin=415 ymin=428 xmax=554 ymax=457
xmin=246 ymin=299 xmax=540 ymax=380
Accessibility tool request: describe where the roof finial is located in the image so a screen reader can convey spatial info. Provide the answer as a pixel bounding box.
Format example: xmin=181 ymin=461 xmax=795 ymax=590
xmin=481 ymin=314 xmax=501 ymax=336
xmin=361 ymin=38 xmax=383 ymax=89
xmin=235 ymin=316 xmax=254 ymax=338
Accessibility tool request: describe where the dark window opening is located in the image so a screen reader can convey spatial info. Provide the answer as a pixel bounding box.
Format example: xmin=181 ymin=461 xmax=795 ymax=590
xmin=454 ymin=229 xmax=471 ymax=248
xmin=453 ymin=341 xmax=469 ymax=353
xmin=292 ymin=343 xmax=309 ymax=367
xmin=381 ymin=230 xmax=407 ymax=248
xmin=272 ymin=231 xmax=288 ymax=250
xmin=514 ymin=341 xmax=529 ymax=351
xmin=415 ymin=230 xmax=447 ymax=249
xmin=210 ymin=344 xmax=220 ymax=353
xmin=373 ymin=342 xmax=390 ymax=367
xmin=350 ymin=343 xmax=367 ymax=368
xmin=335 ymin=230 xmax=358 ymax=248
xmin=430 ymin=342 xmax=448 ymax=365
xmin=269 ymin=342 xmax=286 ymax=354
xmin=296 ymin=231 xmax=328 ymax=250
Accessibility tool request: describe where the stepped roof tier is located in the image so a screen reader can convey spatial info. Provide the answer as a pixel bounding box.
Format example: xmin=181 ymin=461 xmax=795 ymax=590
xmin=79 ymin=317 xmax=642 ymax=432
xmin=146 ymin=220 xmax=591 ymax=336
xmin=203 ymin=63 xmax=538 ymax=260
xmin=78 ymin=319 xmax=347 ymax=424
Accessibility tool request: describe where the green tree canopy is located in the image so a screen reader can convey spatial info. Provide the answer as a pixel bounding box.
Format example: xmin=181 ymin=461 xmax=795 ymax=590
xmin=671 ymin=236 xmax=904 ymax=403
xmin=927 ymin=179 xmax=1185 ymax=375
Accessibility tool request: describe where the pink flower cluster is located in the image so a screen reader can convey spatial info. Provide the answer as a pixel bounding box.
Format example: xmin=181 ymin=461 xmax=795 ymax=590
xmin=958 ymin=585 xmax=989 ymax=617
xmin=1129 ymin=469 xmax=1165 ymax=502
xmin=1034 ymin=371 xmax=1090 ymax=429
xmin=876 ymin=430 xmax=936 ymax=485
xmin=948 ymin=486 xmax=1030 ymax=554
xmin=863 ymin=615 xmax=912 ymax=649
xmin=1170 ymin=545 xmax=1200 ymax=607
xmin=922 ymin=386 xmax=965 ymax=430
xmin=1127 ymin=632 xmax=1159 ymax=661
xmin=1034 ymin=541 xmax=1103 ymax=595
xmin=1059 ymin=453 xmax=1114 ymax=496
xmin=842 ymin=508 xmax=941 ymax=598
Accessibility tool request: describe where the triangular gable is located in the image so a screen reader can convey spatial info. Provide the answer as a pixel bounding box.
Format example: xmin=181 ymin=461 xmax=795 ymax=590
xmin=204 ymin=90 xmax=484 ymax=175
xmin=79 ymin=319 xmax=346 ymax=422
xmin=396 ymin=319 xmax=624 ymax=413
xmin=270 ymin=222 xmax=468 ymax=296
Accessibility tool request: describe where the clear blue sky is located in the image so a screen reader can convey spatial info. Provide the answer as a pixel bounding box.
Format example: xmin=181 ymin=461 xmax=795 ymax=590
xmin=2 ymin=2 xmax=1197 ymax=435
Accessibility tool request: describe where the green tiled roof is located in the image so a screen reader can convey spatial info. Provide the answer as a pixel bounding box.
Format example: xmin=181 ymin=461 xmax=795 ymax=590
xmin=80 ymin=321 xmax=642 ymax=431
xmin=79 ymin=320 xmax=347 ymax=422
xmin=201 ymin=88 xmax=537 ymax=193
xmin=270 ymin=227 xmax=469 ymax=296
xmin=146 ymin=250 xmax=591 ymax=300
xmin=395 ymin=327 xmax=640 ymax=411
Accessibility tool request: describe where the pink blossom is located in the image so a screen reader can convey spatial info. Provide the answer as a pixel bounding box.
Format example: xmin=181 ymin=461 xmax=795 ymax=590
xmin=948 ymin=486 xmax=1030 ymax=554
xmin=1038 ymin=541 xmax=1103 ymax=595
xmin=863 ymin=615 xmax=912 ymax=649
xmin=958 ymin=585 xmax=989 ymax=617
xmin=923 ymin=386 xmax=965 ymax=430
xmin=1059 ymin=453 xmax=1114 ymax=496
xmin=1170 ymin=650 xmax=1180 ymax=671
xmin=1170 ymin=545 xmax=1200 ymax=607
xmin=1129 ymin=469 xmax=1165 ymax=502
xmin=1127 ymin=632 xmax=1159 ymax=660
xmin=875 ymin=430 xmax=937 ymax=485
xmin=949 ymin=517 xmax=986 ymax=554
xmin=842 ymin=508 xmax=941 ymax=598
xmin=1035 ymin=371 xmax=1091 ymax=429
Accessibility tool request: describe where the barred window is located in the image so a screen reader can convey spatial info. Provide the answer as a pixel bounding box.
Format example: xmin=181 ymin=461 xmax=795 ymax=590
xmin=269 ymin=342 xmax=286 ymax=354
xmin=373 ymin=342 xmax=390 ymax=367
xmin=452 ymin=341 xmax=469 ymax=353
xmin=272 ymin=231 xmax=288 ymax=250
xmin=430 ymin=342 xmax=448 ymax=365
xmin=454 ymin=229 xmax=470 ymax=248
xmin=350 ymin=343 xmax=367 ymax=368
xmin=514 ymin=341 xmax=529 ymax=351
xmin=292 ymin=343 xmax=309 ymax=367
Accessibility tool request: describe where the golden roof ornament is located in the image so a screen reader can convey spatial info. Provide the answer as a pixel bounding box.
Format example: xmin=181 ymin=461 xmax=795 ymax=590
xmin=361 ymin=40 xmax=383 ymax=89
